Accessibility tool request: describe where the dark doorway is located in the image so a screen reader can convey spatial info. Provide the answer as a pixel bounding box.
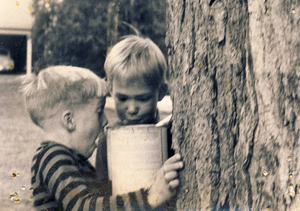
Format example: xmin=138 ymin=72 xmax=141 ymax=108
xmin=0 ymin=35 xmax=27 ymax=74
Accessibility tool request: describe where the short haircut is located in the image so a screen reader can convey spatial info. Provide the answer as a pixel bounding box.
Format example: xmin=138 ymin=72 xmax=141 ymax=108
xmin=21 ymin=66 xmax=107 ymax=127
xmin=104 ymin=35 xmax=167 ymax=91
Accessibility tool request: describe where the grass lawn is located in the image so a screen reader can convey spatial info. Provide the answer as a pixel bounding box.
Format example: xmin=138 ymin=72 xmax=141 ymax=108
xmin=0 ymin=74 xmax=171 ymax=211
xmin=0 ymin=74 xmax=40 ymax=210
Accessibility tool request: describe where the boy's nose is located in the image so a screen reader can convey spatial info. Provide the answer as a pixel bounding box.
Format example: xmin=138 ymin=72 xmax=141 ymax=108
xmin=127 ymin=101 xmax=138 ymax=115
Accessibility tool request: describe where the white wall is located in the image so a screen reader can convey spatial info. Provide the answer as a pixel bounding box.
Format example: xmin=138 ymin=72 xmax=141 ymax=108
xmin=0 ymin=0 xmax=34 ymax=29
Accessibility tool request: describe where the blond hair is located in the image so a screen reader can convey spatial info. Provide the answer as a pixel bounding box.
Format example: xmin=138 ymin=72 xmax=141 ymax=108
xmin=104 ymin=35 xmax=167 ymax=91
xmin=21 ymin=66 xmax=107 ymax=127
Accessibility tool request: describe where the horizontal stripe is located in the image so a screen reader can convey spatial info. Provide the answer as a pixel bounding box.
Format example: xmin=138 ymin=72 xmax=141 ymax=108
xmin=66 ymin=188 xmax=90 ymax=211
xmin=32 ymin=142 xmax=149 ymax=210
xmin=89 ymin=195 xmax=98 ymax=211
xmin=59 ymin=182 xmax=87 ymax=203
xmin=53 ymin=171 xmax=85 ymax=198
xmin=44 ymin=207 xmax=64 ymax=211
xmin=78 ymin=194 xmax=92 ymax=211
xmin=135 ymin=190 xmax=146 ymax=211
xmin=35 ymin=201 xmax=63 ymax=211
xmin=32 ymin=190 xmax=49 ymax=202
xmin=34 ymin=195 xmax=55 ymax=207
xmin=129 ymin=192 xmax=140 ymax=211
xmin=40 ymin=150 xmax=75 ymax=182
xmin=32 ymin=185 xmax=47 ymax=195
xmin=122 ymin=194 xmax=131 ymax=210
xmin=116 ymin=195 xmax=125 ymax=211
xmin=32 ymin=144 xmax=70 ymax=184
xmin=103 ymin=196 xmax=110 ymax=211
xmin=140 ymin=189 xmax=151 ymax=211
xmin=95 ymin=196 xmax=104 ymax=210
xmin=45 ymin=159 xmax=74 ymax=185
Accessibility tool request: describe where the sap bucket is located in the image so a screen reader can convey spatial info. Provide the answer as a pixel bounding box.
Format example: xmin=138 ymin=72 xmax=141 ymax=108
xmin=106 ymin=124 xmax=168 ymax=195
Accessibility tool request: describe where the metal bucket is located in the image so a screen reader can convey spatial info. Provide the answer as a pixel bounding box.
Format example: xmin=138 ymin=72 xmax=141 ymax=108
xmin=106 ymin=124 xmax=168 ymax=195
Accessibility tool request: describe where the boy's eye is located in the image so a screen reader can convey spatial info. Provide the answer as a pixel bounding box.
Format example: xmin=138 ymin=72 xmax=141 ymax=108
xmin=117 ymin=96 xmax=127 ymax=102
xmin=137 ymin=96 xmax=151 ymax=102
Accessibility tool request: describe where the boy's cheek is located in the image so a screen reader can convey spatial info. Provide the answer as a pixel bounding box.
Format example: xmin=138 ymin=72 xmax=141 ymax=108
xmin=115 ymin=106 xmax=126 ymax=117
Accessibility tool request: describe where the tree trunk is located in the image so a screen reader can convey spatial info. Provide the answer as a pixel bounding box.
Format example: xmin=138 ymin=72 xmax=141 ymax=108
xmin=107 ymin=0 xmax=120 ymax=51
xmin=166 ymin=0 xmax=300 ymax=210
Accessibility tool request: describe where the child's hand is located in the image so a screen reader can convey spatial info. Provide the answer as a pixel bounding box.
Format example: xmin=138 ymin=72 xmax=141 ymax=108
xmin=147 ymin=153 xmax=183 ymax=208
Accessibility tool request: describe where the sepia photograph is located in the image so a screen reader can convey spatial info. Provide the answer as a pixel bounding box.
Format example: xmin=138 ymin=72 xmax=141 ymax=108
xmin=0 ymin=0 xmax=299 ymax=210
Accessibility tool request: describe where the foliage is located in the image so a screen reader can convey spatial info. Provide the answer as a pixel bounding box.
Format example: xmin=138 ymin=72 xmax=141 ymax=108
xmin=31 ymin=0 xmax=167 ymax=77
xmin=32 ymin=0 xmax=109 ymax=77
xmin=108 ymin=0 xmax=167 ymax=56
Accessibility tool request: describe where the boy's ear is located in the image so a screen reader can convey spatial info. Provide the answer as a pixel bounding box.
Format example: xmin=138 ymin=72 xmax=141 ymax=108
xmin=61 ymin=110 xmax=76 ymax=132
xmin=158 ymin=83 xmax=168 ymax=101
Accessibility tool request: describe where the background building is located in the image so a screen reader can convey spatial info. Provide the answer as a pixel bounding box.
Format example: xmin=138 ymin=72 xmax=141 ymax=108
xmin=0 ymin=0 xmax=34 ymax=74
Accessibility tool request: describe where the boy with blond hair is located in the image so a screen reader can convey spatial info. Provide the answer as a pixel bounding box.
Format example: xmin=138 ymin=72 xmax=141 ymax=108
xmin=97 ymin=35 xmax=178 ymax=210
xmin=104 ymin=35 xmax=169 ymax=126
xmin=22 ymin=65 xmax=183 ymax=211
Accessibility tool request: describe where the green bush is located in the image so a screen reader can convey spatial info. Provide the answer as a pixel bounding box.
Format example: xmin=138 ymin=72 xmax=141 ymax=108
xmin=31 ymin=0 xmax=166 ymax=78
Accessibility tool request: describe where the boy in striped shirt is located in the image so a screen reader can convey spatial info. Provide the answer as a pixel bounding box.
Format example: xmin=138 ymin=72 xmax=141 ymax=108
xmin=22 ymin=66 xmax=183 ymax=211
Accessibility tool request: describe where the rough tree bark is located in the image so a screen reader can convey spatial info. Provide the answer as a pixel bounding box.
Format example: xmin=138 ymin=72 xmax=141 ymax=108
xmin=166 ymin=0 xmax=300 ymax=210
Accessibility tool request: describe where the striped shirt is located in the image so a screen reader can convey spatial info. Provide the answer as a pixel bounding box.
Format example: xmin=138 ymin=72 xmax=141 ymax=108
xmin=31 ymin=141 xmax=151 ymax=211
